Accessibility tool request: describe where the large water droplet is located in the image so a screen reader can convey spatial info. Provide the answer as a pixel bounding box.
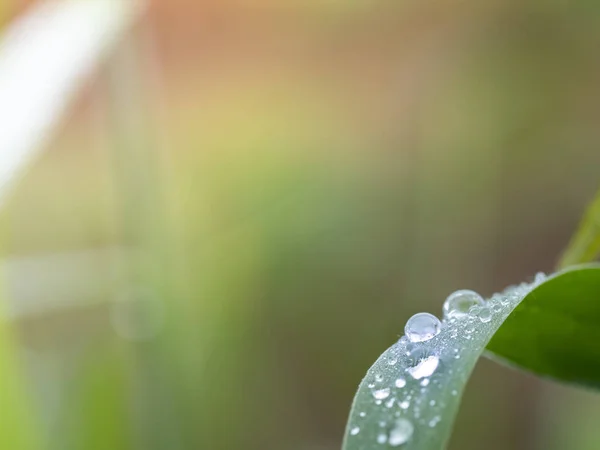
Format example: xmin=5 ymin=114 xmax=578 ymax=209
xmin=388 ymin=418 xmax=414 ymax=446
xmin=373 ymin=388 xmax=391 ymax=400
xmin=404 ymin=313 xmax=442 ymax=342
xmin=443 ymin=290 xmax=484 ymax=319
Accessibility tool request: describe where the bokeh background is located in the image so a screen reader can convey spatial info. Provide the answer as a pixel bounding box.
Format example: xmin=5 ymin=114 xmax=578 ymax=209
xmin=2 ymin=1 xmax=600 ymax=449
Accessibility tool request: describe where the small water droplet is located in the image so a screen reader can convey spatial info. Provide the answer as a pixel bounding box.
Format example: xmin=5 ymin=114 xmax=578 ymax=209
xmin=407 ymin=349 xmax=440 ymax=379
xmin=375 ymin=374 xmax=384 ymax=382
xmin=350 ymin=426 xmax=360 ymax=436
xmin=478 ymin=306 xmax=492 ymax=323
xmin=388 ymin=418 xmax=414 ymax=446
xmin=375 ymin=400 xmax=382 ymax=405
xmin=534 ymin=272 xmax=546 ymax=284
xmin=420 ymin=378 xmax=430 ymax=387
xmin=377 ymin=433 xmax=387 ymax=444
xmin=388 ymin=357 xmax=398 ymax=366
xmin=404 ymin=313 xmax=442 ymax=343
xmin=385 ymin=397 xmax=395 ymax=408
xmin=429 ymin=400 xmax=436 ymax=406
xmin=395 ymin=378 xmax=406 ymax=388
xmin=359 ymin=411 xmax=366 ymax=417
xmin=399 ymin=400 xmax=410 ymax=409
xmin=373 ymin=388 xmax=391 ymax=400
xmin=451 ymin=390 xmax=458 ymax=396
xmin=368 ymin=383 xmax=376 ymax=388
xmin=443 ymin=290 xmax=484 ymax=319
xmin=428 ymin=416 xmax=441 ymax=428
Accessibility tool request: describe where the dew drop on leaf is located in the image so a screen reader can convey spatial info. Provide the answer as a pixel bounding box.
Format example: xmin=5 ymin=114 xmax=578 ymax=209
xmin=404 ymin=313 xmax=442 ymax=342
xmin=478 ymin=306 xmax=492 ymax=323
xmin=443 ymin=289 xmax=484 ymax=319
xmin=394 ymin=378 xmax=406 ymax=388
xmin=388 ymin=418 xmax=414 ymax=446
xmin=373 ymin=388 xmax=391 ymax=400
xmin=406 ymin=349 xmax=440 ymax=379
xmin=350 ymin=426 xmax=360 ymax=436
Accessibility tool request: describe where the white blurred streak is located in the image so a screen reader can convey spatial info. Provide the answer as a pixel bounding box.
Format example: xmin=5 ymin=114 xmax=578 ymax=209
xmin=0 ymin=0 xmax=141 ymax=206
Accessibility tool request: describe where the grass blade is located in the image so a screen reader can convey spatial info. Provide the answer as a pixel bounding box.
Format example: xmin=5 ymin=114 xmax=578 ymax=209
xmin=342 ymin=282 xmax=541 ymax=449
xmin=558 ymin=188 xmax=600 ymax=269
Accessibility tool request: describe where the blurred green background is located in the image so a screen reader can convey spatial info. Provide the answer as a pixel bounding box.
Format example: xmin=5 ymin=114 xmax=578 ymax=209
xmin=2 ymin=1 xmax=600 ymax=449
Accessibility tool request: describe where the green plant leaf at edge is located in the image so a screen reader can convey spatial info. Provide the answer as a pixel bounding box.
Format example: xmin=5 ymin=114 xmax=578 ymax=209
xmin=342 ymin=266 xmax=599 ymax=450
xmin=486 ymin=264 xmax=600 ymax=390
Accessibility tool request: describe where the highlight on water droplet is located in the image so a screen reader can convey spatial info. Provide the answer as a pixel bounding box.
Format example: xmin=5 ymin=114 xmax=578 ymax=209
xmin=373 ymin=388 xmax=391 ymax=400
xmin=350 ymin=426 xmax=360 ymax=436
xmin=394 ymin=378 xmax=406 ymax=388
xmin=388 ymin=418 xmax=414 ymax=447
xmin=404 ymin=312 xmax=442 ymax=342
xmin=443 ymin=289 xmax=484 ymax=319
xmin=377 ymin=433 xmax=387 ymax=444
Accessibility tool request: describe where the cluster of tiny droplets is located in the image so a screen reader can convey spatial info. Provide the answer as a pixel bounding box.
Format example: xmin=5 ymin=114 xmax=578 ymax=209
xmin=347 ymin=273 xmax=546 ymax=447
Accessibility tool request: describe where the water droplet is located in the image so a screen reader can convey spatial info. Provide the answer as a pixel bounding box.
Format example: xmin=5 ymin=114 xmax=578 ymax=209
xmin=443 ymin=290 xmax=484 ymax=319
xmin=478 ymin=306 xmax=492 ymax=323
xmin=399 ymin=400 xmax=410 ymax=409
xmin=350 ymin=426 xmax=360 ymax=436
xmin=359 ymin=411 xmax=366 ymax=417
xmin=534 ymin=272 xmax=546 ymax=284
xmin=368 ymin=383 xmax=376 ymax=388
xmin=404 ymin=313 xmax=442 ymax=343
xmin=375 ymin=374 xmax=384 ymax=382
xmin=388 ymin=418 xmax=414 ymax=446
xmin=385 ymin=397 xmax=395 ymax=408
xmin=373 ymin=388 xmax=391 ymax=400
xmin=428 ymin=416 xmax=441 ymax=428
xmin=420 ymin=378 xmax=430 ymax=387
xmin=407 ymin=349 xmax=440 ymax=379
xmin=395 ymin=378 xmax=406 ymax=388
xmin=451 ymin=389 xmax=458 ymax=396
xmin=377 ymin=433 xmax=387 ymax=444
xmin=375 ymin=400 xmax=382 ymax=405
xmin=429 ymin=400 xmax=436 ymax=406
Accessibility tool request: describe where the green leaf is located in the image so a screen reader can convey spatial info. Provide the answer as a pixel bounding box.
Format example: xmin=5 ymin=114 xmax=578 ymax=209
xmin=486 ymin=265 xmax=600 ymax=389
xmin=342 ymin=284 xmax=538 ymax=450
xmin=558 ymin=189 xmax=600 ymax=268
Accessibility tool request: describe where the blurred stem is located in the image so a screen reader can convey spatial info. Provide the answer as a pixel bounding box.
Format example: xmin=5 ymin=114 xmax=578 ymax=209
xmin=558 ymin=187 xmax=600 ymax=270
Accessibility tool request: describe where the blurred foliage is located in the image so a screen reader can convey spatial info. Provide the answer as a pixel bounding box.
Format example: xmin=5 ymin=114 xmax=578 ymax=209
xmin=3 ymin=2 xmax=600 ymax=450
